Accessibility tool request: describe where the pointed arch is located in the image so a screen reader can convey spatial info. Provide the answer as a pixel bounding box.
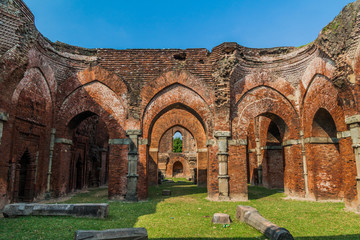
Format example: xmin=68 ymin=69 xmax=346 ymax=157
xmin=302 ymin=74 xmax=347 ymax=136
xmin=58 ymin=81 xmax=127 ymax=138
xmin=232 ymin=86 xmax=300 ymax=139
xmin=142 ymin=84 xmax=213 ymax=139
xmin=233 ymin=73 xmax=297 ymax=110
xmin=28 ymin=49 xmax=57 ymax=103
xmin=11 ymin=68 xmax=52 ymax=113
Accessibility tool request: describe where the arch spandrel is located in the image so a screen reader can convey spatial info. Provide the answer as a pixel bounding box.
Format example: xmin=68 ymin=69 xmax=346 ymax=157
xmin=301 ymin=57 xmax=336 ymax=91
xmin=141 ymin=70 xmax=215 ymax=111
xmin=233 ymin=73 xmax=298 ymax=111
xmin=59 ymin=66 xmax=129 ymax=107
xmin=28 ymin=49 xmax=57 ymax=102
xmin=11 ymin=68 xmax=53 ymax=114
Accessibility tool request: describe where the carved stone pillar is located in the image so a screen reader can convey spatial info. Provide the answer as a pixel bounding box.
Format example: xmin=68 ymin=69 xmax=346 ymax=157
xmin=345 ymin=115 xmax=360 ymax=211
xmin=46 ymin=128 xmax=56 ymax=199
xmin=214 ymin=131 xmax=231 ymax=200
xmin=125 ymin=130 xmax=141 ymax=201
xmin=299 ymin=130 xmax=309 ymax=198
xmin=255 ymin=137 xmax=262 ymax=185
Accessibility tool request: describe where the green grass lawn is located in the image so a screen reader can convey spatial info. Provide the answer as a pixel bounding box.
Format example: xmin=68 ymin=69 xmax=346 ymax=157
xmin=1 ymin=179 xmax=360 ymax=240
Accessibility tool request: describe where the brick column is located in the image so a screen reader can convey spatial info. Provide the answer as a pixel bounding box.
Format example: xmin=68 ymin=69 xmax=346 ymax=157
xmin=125 ymin=130 xmax=141 ymax=201
xmin=345 ymin=115 xmax=360 ymax=211
xmin=0 ymin=112 xmax=9 ymax=145
xmin=214 ymin=131 xmax=231 ymax=200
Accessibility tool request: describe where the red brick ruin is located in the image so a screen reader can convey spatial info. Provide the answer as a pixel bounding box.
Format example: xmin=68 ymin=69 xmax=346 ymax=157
xmin=1 ymin=0 xmax=360 ymax=212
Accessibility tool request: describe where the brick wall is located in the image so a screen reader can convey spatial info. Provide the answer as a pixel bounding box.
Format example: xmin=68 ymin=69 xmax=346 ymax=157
xmin=1 ymin=0 xmax=360 ymax=211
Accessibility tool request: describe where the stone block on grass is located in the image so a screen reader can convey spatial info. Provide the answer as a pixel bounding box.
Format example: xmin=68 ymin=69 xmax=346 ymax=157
xmin=3 ymin=203 xmax=108 ymax=218
xmin=162 ymin=190 xmax=171 ymax=196
xmin=211 ymin=213 xmax=231 ymax=224
xmin=74 ymin=228 xmax=148 ymax=240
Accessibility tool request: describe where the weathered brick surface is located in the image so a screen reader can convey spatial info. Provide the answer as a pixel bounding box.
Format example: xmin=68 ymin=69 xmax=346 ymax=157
xmin=1 ymin=0 xmax=360 ymax=211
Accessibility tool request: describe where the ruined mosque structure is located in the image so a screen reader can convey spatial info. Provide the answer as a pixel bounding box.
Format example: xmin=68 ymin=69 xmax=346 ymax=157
xmin=1 ymin=0 xmax=360 ymax=212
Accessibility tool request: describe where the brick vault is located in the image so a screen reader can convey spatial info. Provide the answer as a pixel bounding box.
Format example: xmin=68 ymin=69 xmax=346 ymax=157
xmin=1 ymin=0 xmax=360 ymax=212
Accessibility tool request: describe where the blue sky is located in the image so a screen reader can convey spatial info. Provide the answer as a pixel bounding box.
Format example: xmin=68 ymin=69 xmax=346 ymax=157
xmin=23 ymin=0 xmax=354 ymax=50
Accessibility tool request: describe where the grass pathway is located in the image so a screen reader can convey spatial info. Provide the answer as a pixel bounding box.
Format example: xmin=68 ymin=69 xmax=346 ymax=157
xmin=1 ymin=179 xmax=360 ymax=239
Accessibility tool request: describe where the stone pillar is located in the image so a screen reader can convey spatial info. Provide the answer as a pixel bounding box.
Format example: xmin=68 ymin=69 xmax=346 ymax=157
xmin=46 ymin=128 xmax=56 ymax=199
xmin=345 ymin=115 xmax=360 ymax=211
xmin=255 ymin=137 xmax=262 ymax=185
xmin=125 ymin=130 xmax=141 ymax=201
xmin=148 ymin=148 xmax=159 ymax=185
xmin=214 ymin=131 xmax=231 ymax=200
xmin=0 ymin=112 xmax=9 ymax=145
xmin=299 ymin=130 xmax=309 ymax=198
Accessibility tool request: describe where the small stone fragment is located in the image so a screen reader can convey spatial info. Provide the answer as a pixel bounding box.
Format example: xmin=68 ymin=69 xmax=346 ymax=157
xmin=211 ymin=213 xmax=232 ymax=224
xmin=162 ymin=190 xmax=171 ymax=196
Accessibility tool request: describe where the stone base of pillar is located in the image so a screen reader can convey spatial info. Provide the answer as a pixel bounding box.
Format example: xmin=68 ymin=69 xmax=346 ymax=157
xmin=230 ymin=193 xmax=248 ymax=202
xmin=125 ymin=176 xmax=138 ymax=201
xmin=218 ymin=195 xmax=231 ymax=201
xmin=45 ymin=191 xmax=52 ymax=200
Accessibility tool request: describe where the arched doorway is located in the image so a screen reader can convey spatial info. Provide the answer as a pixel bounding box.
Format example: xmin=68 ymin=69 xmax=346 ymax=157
xmin=262 ymin=121 xmax=285 ymax=189
xmin=67 ymin=112 xmax=110 ymax=193
xmin=246 ymin=114 xmax=288 ymax=191
xmin=173 ymin=161 xmax=184 ymax=177
xmin=158 ymin=126 xmax=196 ymax=180
xmin=308 ymin=108 xmax=342 ymax=200
xmin=16 ymin=150 xmax=34 ymax=202
xmin=147 ymin=107 xmax=208 ymax=187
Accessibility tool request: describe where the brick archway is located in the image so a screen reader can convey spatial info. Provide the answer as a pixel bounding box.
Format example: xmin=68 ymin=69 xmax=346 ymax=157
xmin=54 ymin=82 xmax=128 ymax=198
xmin=6 ymin=67 xmax=53 ymax=203
xmin=302 ymin=75 xmax=351 ymax=201
xmin=147 ymin=108 xmax=207 ymax=186
xmin=231 ymin=86 xmax=301 ymax=199
xmin=142 ymin=84 xmax=213 ymax=139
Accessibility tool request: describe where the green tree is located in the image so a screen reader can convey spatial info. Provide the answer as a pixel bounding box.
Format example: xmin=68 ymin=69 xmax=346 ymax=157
xmin=173 ymin=137 xmax=182 ymax=153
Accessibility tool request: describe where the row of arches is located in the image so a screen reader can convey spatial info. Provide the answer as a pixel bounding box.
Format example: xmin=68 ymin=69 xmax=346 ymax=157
xmin=0 ymin=54 xmax=358 ymax=210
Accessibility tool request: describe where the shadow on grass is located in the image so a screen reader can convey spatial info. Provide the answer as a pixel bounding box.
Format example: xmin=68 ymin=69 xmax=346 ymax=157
xmin=247 ymin=185 xmax=284 ymax=200
xmin=149 ymin=179 xmax=207 ymax=200
xmin=150 ymin=235 xmax=360 ymax=240
xmin=2 ymin=181 xmax=359 ymax=240
xmin=295 ymin=235 xmax=360 ymax=240
xmin=149 ymin=234 xmax=360 ymax=240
